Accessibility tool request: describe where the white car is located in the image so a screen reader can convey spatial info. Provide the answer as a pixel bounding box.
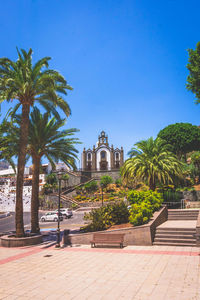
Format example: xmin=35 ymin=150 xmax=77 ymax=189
xmin=40 ymin=212 xmax=63 ymax=222
xmin=54 ymin=208 xmax=73 ymax=219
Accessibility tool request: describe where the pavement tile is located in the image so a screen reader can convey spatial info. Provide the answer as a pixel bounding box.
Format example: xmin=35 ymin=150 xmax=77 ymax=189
xmin=0 ymin=245 xmax=200 ymax=300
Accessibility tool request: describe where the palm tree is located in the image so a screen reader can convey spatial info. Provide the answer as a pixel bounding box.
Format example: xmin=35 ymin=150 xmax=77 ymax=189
xmin=0 ymin=49 xmax=72 ymax=237
xmin=122 ymin=137 xmax=183 ymax=190
xmin=27 ymin=108 xmax=79 ymax=233
xmin=0 ymin=114 xmax=16 ymax=171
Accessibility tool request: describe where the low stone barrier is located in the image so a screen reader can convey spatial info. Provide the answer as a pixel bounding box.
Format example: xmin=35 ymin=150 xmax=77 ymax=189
xmin=68 ymin=206 xmax=168 ymax=246
xmin=1 ymin=234 xmax=43 ymax=247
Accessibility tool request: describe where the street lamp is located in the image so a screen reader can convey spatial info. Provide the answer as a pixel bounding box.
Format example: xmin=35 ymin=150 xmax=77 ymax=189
xmin=54 ymin=170 xmax=64 ymax=248
xmin=100 ymin=183 xmax=104 ymax=207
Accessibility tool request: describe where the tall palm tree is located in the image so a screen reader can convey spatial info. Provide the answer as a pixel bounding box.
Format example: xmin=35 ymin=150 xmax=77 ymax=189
xmin=122 ymin=137 xmax=183 ymax=190
xmin=0 ymin=114 xmax=16 ymax=171
xmin=27 ymin=108 xmax=79 ymax=233
xmin=0 ymin=49 xmax=72 ymax=237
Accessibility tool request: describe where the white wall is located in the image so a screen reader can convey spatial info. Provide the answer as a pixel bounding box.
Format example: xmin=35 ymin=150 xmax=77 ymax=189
xmin=96 ymin=146 xmax=111 ymax=170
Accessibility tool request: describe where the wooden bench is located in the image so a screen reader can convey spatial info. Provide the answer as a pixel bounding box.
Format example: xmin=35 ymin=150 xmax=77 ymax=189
xmin=90 ymin=233 xmax=125 ymax=248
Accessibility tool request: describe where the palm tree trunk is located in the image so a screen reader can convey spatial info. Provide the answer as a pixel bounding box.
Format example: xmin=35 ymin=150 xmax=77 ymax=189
xmin=16 ymin=104 xmax=30 ymax=237
xmin=149 ymin=177 xmax=156 ymax=191
xmin=31 ymin=155 xmax=40 ymax=234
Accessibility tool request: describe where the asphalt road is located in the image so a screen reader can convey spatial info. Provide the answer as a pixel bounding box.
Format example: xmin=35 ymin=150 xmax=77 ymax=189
xmin=0 ymin=211 xmax=86 ymax=234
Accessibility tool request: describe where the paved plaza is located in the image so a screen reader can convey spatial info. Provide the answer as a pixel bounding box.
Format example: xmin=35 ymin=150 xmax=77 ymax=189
xmin=0 ymin=243 xmax=200 ymax=300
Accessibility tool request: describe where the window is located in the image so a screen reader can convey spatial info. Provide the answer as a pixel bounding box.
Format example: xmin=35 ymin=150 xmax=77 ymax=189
xmin=101 ymin=151 xmax=106 ymax=159
xmin=116 ymin=152 xmax=119 ymax=160
xmin=88 ymin=153 xmax=91 ymax=160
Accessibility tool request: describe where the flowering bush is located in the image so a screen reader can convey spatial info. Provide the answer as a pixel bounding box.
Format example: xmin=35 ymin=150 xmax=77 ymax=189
xmin=81 ymin=202 xmax=129 ymax=232
xmin=127 ymin=190 xmax=163 ymax=226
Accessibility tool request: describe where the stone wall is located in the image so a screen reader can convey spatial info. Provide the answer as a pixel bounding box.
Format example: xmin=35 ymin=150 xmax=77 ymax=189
xmin=68 ymin=206 xmax=167 ymax=246
xmin=90 ymin=170 xmax=121 ymax=181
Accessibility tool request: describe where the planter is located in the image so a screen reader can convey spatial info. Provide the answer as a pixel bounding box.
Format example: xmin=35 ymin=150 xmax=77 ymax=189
xmin=1 ymin=234 xmax=43 ymax=247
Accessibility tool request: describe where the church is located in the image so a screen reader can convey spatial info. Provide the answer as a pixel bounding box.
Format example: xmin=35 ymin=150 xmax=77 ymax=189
xmin=82 ymin=131 xmax=124 ymax=171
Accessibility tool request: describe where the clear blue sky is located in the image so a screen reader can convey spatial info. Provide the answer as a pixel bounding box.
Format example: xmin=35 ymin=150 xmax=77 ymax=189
xmin=0 ymin=0 xmax=200 ymax=164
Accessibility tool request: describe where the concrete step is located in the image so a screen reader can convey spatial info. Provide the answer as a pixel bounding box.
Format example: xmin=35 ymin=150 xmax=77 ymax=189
xmin=153 ymin=242 xmax=196 ymax=247
xmin=155 ymin=234 xmax=195 ymax=239
xmin=157 ymin=228 xmax=196 ymax=232
xmin=168 ymin=213 xmax=198 ymax=216
xmin=168 ymin=209 xmax=199 ymax=212
xmin=168 ymin=217 xmax=198 ymax=219
xmin=154 ymin=238 xmax=196 ymax=244
xmin=168 ymin=213 xmax=199 ymax=216
xmin=156 ymin=231 xmax=196 ymax=236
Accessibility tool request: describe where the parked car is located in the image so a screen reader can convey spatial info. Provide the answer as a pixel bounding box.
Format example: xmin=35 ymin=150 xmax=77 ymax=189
xmin=40 ymin=212 xmax=63 ymax=222
xmin=54 ymin=208 xmax=73 ymax=219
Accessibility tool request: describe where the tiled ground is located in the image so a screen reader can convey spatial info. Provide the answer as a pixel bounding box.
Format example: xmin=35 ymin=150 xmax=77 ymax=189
xmin=0 ymin=244 xmax=200 ymax=300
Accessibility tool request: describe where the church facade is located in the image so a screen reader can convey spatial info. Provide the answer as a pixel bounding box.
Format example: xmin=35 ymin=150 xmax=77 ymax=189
xmin=82 ymin=131 xmax=124 ymax=171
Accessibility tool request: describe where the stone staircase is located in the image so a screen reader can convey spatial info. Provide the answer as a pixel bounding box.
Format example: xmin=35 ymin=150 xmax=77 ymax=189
xmin=168 ymin=209 xmax=199 ymax=220
xmin=153 ymin=227 xmax=196 ymax=246
xmin=153 ymin=209 xmax=199 ymax=247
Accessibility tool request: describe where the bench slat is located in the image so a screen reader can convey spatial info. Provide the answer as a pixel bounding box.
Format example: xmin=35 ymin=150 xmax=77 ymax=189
xmin=90 ymin=233 xmax=125 ymax=248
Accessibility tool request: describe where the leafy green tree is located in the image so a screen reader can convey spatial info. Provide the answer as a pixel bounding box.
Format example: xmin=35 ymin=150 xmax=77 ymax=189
xmin=46 ymin=173 xmax=58 ymax=185
xmin=0 ymin=117 xmax=16 ymax=170
xmin=122 ymin=137 xmax=183 ymax=191
xmin=100 ymin=176 xmax=113 ymax=206
xmin=157 ymin=123 xmax=200 ymax=159
xmin=61 ymin=173 xmax=70 ymax=189
xmin=0 ymin=49 xmax=72 ymax=237
xmin=100 ymin=175 xmax=113 ymax=189
xmin=186 ymin=42 xmax=200 ymax=102
xmin=190 ymin=151 xmax=200 ymax=169
xmin=84 ymin=181 xmax=98 ymax=193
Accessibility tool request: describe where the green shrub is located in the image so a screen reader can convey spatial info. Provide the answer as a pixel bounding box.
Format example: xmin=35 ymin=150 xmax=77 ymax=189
xmin=127 ymin=190 xmax=163 ymax=226
xmin=84 ymin=181 xmax=98 ymax=193
xmin=127 ymin=190 xmax=163 ymax=211
xmin=115 ymin=178 xmax=122 ymax=187
xmin=82 ymin=202 xmax=129 ymax=232
xmin=100 ymin=175 xmax=113 ymax=189
xmin=71 ymin=203 xmax=78 ymax=209
xmin=129 ymin=202 xmax=153 ymax=226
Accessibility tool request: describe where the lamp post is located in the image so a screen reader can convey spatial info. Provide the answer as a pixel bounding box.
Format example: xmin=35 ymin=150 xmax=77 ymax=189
xmin=54 ymin=171 xmax=63 ymax=248
xmin=100 ymin=183 xmax=104 ymax=207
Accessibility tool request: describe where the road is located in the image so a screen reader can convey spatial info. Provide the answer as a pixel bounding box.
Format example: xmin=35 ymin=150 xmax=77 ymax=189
xmin=0 ymin=211 xmax=86 ymax=234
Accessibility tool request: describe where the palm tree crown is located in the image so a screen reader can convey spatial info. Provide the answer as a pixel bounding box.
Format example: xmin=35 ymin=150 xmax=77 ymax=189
xmin=0 ymin=48 xmax=72 ymax=115
xmin=122 ymin=137 xmax=183 ymax=190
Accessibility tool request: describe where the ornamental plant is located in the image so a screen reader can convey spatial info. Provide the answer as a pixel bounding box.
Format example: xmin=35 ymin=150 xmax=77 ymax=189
xmin=129 ymin=202 xmax=153 ymax=226
xmin=127 ymin=190 xmax=163 ymax=226
xmin=82 ymin=202 xmax=129 ymax=232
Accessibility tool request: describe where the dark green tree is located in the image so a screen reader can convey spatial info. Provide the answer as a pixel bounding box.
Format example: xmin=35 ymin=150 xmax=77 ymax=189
xmin=187 ymin=42 xmax=200 ymax=102
xmin=100 ymin=175 xmax=113 ymax=206
xmin=157 ymin=123 xmax=200 ymax=159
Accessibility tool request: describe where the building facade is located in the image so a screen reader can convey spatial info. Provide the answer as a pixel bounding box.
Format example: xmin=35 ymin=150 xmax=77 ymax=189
xmin=82 ymin=131 xmax=124 ymax=171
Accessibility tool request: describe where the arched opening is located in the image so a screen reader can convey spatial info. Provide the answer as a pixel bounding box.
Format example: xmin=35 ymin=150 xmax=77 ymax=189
xmin=100 ymin=150 xmax=108 ymax=170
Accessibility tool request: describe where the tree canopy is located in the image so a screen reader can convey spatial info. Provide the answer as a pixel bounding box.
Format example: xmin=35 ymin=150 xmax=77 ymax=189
xmin=157 ymin=123 xmax=200 ymax=159
xmin=186 ymin=42 xmax=200 ymax=103
xmin=122 ymin=137 xmax=183 ymax=191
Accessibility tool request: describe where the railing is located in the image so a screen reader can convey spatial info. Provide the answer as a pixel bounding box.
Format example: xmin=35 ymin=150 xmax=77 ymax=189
xmin=163 ymin=201 xmax=182 ymax=209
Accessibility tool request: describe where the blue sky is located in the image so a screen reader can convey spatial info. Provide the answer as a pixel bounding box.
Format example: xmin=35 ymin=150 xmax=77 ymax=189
xmin=0 ymin=0 xmax=200 ymax=164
